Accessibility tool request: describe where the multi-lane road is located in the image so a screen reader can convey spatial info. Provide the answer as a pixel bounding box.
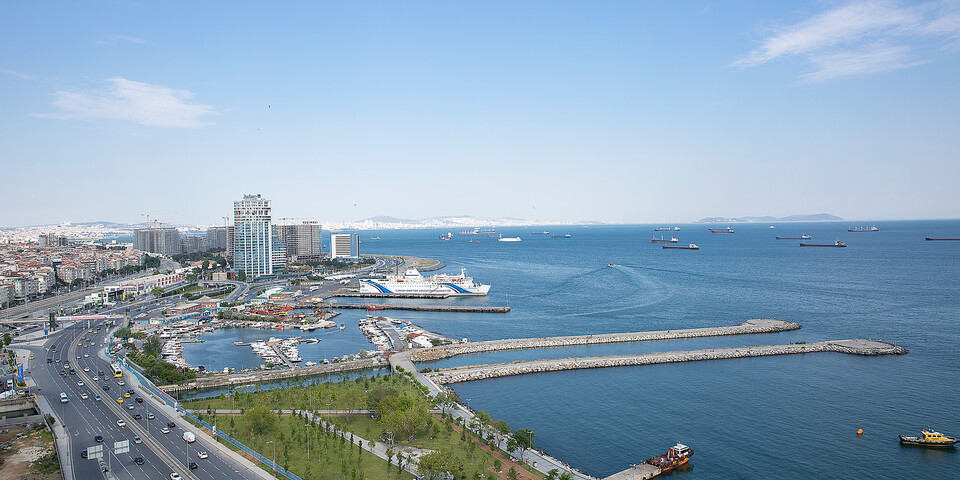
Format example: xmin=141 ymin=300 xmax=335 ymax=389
xmin=21 ymin=319 xmax=267 ymax=480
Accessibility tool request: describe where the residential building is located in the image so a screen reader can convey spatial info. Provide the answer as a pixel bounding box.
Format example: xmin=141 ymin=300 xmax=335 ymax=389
xmin=276 ymin=221 xmax=322 ymax=263
xmin=204 ymin=226 xmax=230 ymax=252
xmin=233 ymin=194 xmax=273 ymax=278
xmin=133 ymin=227 xmax=182 ymax=255
xmin=330 ymin=233 xmax=360 ymax=259
xmin=181 ymin=235 xmax=202 ymax=253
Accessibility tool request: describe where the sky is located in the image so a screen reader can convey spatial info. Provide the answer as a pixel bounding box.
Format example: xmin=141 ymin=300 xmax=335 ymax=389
xmin=2 ymin=0 xmax=959 ymax=227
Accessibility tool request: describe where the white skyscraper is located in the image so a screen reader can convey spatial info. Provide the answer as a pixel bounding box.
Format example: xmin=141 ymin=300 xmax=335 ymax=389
xmin=233 ymin=194 xmax=273 ymax=278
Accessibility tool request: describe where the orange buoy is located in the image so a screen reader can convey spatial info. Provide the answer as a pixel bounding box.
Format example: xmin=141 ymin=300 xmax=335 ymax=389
xmin=857 ymin=429 xmax=863 ymax=435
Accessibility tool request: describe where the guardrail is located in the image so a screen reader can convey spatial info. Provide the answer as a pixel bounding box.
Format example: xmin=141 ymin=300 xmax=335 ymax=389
xmin=182 ymin=410 xmax=303 ymax=480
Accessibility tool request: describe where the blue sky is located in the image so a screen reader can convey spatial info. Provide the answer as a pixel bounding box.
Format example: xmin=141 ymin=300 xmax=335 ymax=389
xmin=2 ymin=1 xmax=959 ymax=227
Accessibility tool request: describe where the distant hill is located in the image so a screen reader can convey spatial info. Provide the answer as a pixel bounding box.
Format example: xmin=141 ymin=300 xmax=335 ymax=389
xmin=696 ymin=213 xmax=842 ymax=223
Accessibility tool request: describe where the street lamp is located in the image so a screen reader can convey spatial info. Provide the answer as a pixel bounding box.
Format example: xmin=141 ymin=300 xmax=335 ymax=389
xmin=265 ymin=440 xmax=277 ymax=478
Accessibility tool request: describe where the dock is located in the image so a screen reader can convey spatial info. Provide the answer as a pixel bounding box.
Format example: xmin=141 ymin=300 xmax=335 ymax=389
xmin=330 ymin=293 xmax=451 ymax=299
xmin=328 ymin=303 xmax=510 ymax=313
xmin=604 ymin=464 xmax=662 ymax=480
xmin=425 ymin=339 xmax=907 ymax=384
xmin=408 ymin=319 xmax=800 ymax=362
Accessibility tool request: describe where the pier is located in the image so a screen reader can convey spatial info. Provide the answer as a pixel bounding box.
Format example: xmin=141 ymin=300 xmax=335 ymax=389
xmin=329 ymin=303 xmax=510 ymax=313
xmin=604 ymin=464 xmax=662 ymax=480
xmin=408 ymin=319 xmax=800 ymax=362
xmin=158 ymin=358 xmax=388 ymax=393
xmin=330 ymin=293 xmax=452 ymax=299
xmin=425 ymin=339 xmax=907 ymax=384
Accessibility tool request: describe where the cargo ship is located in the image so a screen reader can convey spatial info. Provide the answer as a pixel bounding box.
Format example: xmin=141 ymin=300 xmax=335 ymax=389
xmin=468 ymin=240 xmax=480 ymax=243
xmin=799 ymin=241 xmax=846 ymax=247
xmin=663 ymin=243 xmax=699 ymax=250
xmin=438 ymin=232 xmax=452 ymax=241
xmin=848 ymin=226 xmax=879 ymax=232
xmin=359 ymin=268 xmax=490 ymax=296
xmin=645 ymin=443 xmax=693 ymax=472
xmin=898 ymin=429 xmax=958 ymax=447
xmin=532 ymin=231 xmax=550 ymax=235
xmin=651 ymin=236 xmax=679 ymax=244
xmin=708 ymin=227 xmax=734 ymax=234
xmin=459 ymin=229 xmax=479 ymax=235
xmin=498 ymin=236 xmax=522 ymax=242
xmin=776 ymin=235 xmax=812 ymax=240
xmin=552 ymin=234 xmax=572 ymax=238
xmin=925 ymin=237 xmax=960 ymax=241
xmin=655 ymin=227 xmax=680 ymax=231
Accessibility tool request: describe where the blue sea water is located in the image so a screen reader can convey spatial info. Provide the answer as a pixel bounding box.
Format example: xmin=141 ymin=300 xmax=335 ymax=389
xmin=186 ymin=221 xmax=959 ymax=478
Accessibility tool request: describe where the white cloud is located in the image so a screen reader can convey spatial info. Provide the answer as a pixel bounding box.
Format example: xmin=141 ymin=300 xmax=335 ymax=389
xmin=35 ymin=77 xmax=215 ymax=128
xmin=733 ymin=0 xmax=960 ymax=81
xmin=1 ymin=69 xmax=33 ymax=80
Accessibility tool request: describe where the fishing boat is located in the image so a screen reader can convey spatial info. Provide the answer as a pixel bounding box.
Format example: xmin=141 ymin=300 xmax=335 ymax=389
xmin=799 ymin=241 xmax=846 ymax=247
xmin=468 ymin=240 xmax=480 ymax=243
xmin=645 ymin=443 xmax=693 ymax=472
xmin=898 ymin=429 xmax=958 ymax=447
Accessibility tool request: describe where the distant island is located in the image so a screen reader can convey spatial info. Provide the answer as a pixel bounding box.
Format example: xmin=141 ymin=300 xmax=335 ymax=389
xmin=696 ymin=213 xmax=843 ymax=223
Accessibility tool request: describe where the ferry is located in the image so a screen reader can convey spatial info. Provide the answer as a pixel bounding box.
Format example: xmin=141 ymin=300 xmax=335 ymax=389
xmin=498 ymin=236 xmax=522 ymax=242
xmin=359 ymin=268 xmax=491 ymax=296
xmin=899 ymin=429 xmax=958 ymax=447
xmin=651 ymin=236 xmax=679 ymax=244
xmin=848 ymin=226 xmax=879 ymax=232
xmin=800 ymin=241 xmax=846 ymax=247
xmin=708 ymin=227 xmax=735 ymax=233
xmin=663 ymin=243 xmax=699 ymax=250
xmin=655 ymin=227 xmax=680 ymax=231
xmin=646 ymin=443 xmax=693 ymax=472
xmin=776 ymin=235 xmax=812 ymax=240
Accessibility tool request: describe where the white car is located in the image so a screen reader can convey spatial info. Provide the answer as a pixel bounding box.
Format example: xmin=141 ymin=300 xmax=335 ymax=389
xmin=80 ymin=393 xmax=88 ymax=400
xmin=197 ymin=451 xmax=208 ymax=459
xmin=133 ymin=436 xmax=143 ymax=444
xmin=171 ymin=473 xmax=182 ymax=480
xmin=77 ymin=381 xmax=84 ymax=387
xmin=118 ymin=381 xmax=125 ymax=386
xmin=161 ymin=427 xmax=170 ymax=434
xmin=83 ymin=367 xmax=90 ymax=372
xmin=117 ymin=420 xmax=126 ymax=427
xmin=92 ymin=376 xmax=98 ymax=381
xmin=84 ymin=354 xmax=89 ymax=358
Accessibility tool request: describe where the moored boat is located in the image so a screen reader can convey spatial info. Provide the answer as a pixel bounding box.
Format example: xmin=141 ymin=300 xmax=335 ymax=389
xmin=800 ymin=241 xmax=846 ymax=247
xmin=645 ymin=442 xmax=693 ymax=472
xmin=898 ymin=429 xmax=958 ymax=447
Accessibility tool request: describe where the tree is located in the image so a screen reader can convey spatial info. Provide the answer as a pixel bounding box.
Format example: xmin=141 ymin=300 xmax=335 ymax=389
xmin=246 ymin=405 xmax=275 ymax=436
xmin=491 ymin=419 xmax=511 ymax=448
xmin=2 ymin=333 xmax=10 ymax=346
xmin=493 ymin=458 xmax=503 ymax=473
xmin=507 ymin=467 xmax=520 ymax=480
xmin=142 ymin=335 xmax=162 ymax=358
xmin=417 ymin=450 xmax=458 ymax=480
xmin=558 ymin=472 xmax=574 ymax=480
xmin=150 ymin=286 xmax=164 ymax=297
xmin=547 ymin=469 xmax=560 ymax=480
xmin=386 ymin=449 xmax=394 ymax=471
xmin=435 ymin=391 xmax=460 ymax=415
xmin=237 ymin=270 xmax=247 ymax=281
xmin=511 ymin=428 xmax=535 ymax=463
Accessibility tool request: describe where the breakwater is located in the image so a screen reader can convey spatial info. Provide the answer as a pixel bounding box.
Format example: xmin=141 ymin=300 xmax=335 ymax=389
xmin=159 ymin=357 xmax=387 ymax=393
xmin=408 ymin=319 xmax=800 ymax=362
xmin=329 ymin=303 xmax=510 ymax=313
xmin=426 ymin=339 xmax=907 ymax=384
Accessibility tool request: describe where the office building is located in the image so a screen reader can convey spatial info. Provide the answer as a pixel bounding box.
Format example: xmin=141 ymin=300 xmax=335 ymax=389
xmin=277 ymin=221 xmax=322 ymax=262
xmin=330 ymin=233 xmax=360 ymax=259
xmin=233 ymin=194 xmax=273 ymax=278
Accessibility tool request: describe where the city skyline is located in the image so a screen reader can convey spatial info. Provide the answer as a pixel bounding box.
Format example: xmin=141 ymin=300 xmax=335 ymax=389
xmin=2 ymin=1 xmax=959 ymax=227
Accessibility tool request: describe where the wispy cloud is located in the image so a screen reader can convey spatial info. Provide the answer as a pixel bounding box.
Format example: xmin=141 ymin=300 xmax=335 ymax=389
xmin=733 ymin=0 xmax=960 ymax=81
xmin=1 ymin=69 xmax=33 ymax=80
xmin=34 ymin=77 xmax=215 ymax=128
xmin=97 ymin=34 xmax=148 ymax=45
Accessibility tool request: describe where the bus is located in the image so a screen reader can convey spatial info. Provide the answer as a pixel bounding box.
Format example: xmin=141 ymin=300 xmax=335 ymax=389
xmin=110 ymin=363 xmax=123 ymax=378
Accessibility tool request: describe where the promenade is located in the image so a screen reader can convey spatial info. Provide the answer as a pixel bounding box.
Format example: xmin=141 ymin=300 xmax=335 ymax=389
xmin=426 ymin=339 xmax=907 ymax=384
xmin=159 ymin=357 xmax=388 ymax=393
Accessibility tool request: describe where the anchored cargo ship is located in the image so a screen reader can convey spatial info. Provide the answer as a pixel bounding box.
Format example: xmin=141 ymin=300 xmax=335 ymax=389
xmin=708 ymin=227 xmax=735 ymax=233
xmin=848 ymin=226 xmax=879 ymax=232
xmin=925 ymin=237 xmax=960 ymax=241
xmin=776 ymin=235 xmax=812 ymax=240
xmin=498 ymin=236 xmax=522 ymax=242
xmin=655 ymin=227 xmax=680 ymax=231
xmin=552 ymin=234 xmax=572 ymax=238
xmin=663 ymin=243 xmax=699 ymax=250
xmin=800 ymin=241 xmax=846 ymax=247
xmin=646 ymin=443 xmax=693 ymax=472
xmin=899 ymin=429 xmax=958 ymax=447
xmin=651 ymin=236 xmax=679 ymax=244
xmin=359 ymin=268 xmax=491 ymax=296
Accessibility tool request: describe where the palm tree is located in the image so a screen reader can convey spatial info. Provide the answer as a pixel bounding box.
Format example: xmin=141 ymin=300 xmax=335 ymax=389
xmin=558 ymin=472 xmax=574 ymax=480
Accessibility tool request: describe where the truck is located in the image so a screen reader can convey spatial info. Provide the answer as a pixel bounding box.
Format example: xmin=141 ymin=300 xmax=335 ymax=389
xmin=183 ymin=431 xmax=196 ymax=443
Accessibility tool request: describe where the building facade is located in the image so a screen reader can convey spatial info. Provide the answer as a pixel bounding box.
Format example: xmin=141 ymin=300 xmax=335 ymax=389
xmin=330 ymin=233 xmax=360 ymax=259
xmin=277 ymin=221 xmax=322 ymax=263
xmin=233 ymin=194 xmax=273 ymax=278
xmin=133 ymin=227 xmax=182 ymax=255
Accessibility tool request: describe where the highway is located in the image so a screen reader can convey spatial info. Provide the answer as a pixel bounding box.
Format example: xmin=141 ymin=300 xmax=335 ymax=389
xmin=20 ymin=320 xmax=267 ymax=480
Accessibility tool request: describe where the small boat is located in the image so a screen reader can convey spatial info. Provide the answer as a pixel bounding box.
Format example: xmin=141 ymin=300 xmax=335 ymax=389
xmin=776 ymin=235 xmax=812 ymax=240
xmin=848 ymin=226 xmax=879 ymax=232
xmin=339 ymin=324 xmax=346 ymax=330
xmin=799 ymin=241 xmax=846 ymax=247
xmin=663 ymin=243 xmax=699 ymax=250
xmin=925 ymin=237 xmax=960 ymax=241
xmin=233 ymin=341 xmax=250 ymax=346
xmin=899 ymin=429 xmax=958 ymax=447
xmin=770 ymin=225 xmax=775 ymax=229
xmin=608 ymin=263 xmax=616 ymax=267
xmin=708 ymin=227 xmax=735 ymax=234
xmin=651 ymin=236 xmax=679 ymax=244
xmin=645 ymin=443 xmax=693 ymax=472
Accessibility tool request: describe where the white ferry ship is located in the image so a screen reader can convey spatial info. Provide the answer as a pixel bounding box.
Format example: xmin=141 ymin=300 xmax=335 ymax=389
xmin=359 ymin=268 xmax=491 ymax=296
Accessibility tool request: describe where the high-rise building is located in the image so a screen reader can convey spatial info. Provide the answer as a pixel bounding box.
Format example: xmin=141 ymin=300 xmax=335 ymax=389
xmin=181 ymin=235 xmax=201 ymax=253
xmin=271 ymin=226 xmax=286 ymax=273
xmin=233 ymin=194 xmax=273 ymax=278
xmin=204 ymin=226 xmax=230 ymax=252
xmin=330 ymin=233 xmax=360 ymax=259
xmin=277 ymin=221 xmax=322 ymax=262
xmin=133 ymin=227 xmax=181 ymax=255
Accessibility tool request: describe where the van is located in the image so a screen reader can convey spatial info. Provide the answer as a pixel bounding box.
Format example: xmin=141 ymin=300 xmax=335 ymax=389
xmin=60 ymin=393 xmax=69 ymax=404
xmin=182 ymin=431 xmax=196 ymax=443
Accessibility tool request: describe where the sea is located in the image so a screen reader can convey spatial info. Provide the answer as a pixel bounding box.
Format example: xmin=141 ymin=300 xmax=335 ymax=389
xmin=183 ymin=221 xmax=960 ymax=479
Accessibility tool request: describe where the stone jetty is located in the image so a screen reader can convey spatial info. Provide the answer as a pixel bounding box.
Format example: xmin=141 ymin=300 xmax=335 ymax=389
xmin=425 ymin=339 xmax=907 ymax=384
xmin=159 ymin=357 xmax=387 ymax=393
xmin=409 ymin=319 xmax=800 ymax=362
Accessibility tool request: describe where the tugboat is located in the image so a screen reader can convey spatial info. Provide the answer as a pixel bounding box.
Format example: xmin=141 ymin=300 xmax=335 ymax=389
xmin=646 ymin=442 xmax=693 ymax=472
xmin=899 ymin=429 xmax=958 ymax=447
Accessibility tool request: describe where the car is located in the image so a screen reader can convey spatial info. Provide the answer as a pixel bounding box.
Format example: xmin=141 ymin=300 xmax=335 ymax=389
xmin=147 ymin=413 xmax=155 ymax=420
xmin=117 ymin=419 xmax=126 ymax=428
xmin=167 ymin=422 xmax=176 ymax=428
xmin=160 ymin=427 xmax=170 ymax=434
xmin=134 ymin=456 xmax=144 ymax=465
xmin=83 ymin=367 xmax=89 ymax=372
xmin=63 ymin=363 xmax=69 ymax=369
xmin=95 ymin=435 xmax=103 ymax=443
xmin=133 ymin=436 xmax=142 ymax=444
xmin=127 ymin=389 xmax=135 ymax=395
xmin=84 ymin=354 xmax=89 ymax=358
xmin=81 ymin=449 xmax=87 ymax=458
xmin=76 ymin=355 xmax=80 ymax=359
xmin=77 ymin=342 xmax=81 ymax=347
xmin=135 ymin=397 xmax=143 ymax=403
xmin=47 ymin=358 xmax=52 ymax=363
xmin=116 ymin=398 xmax=123 ymax=404
xmin=197 ymin=451 xmax=208 ymax=459
xmin=123 ymin=392 xmax=130 ymax=398
xmin=28 ymin=355 xmax=34 ymax=360
xmin=92 ymin=376 xmax=98 ymax=381
xmin=99 ymin=371 xmax=104 ymax=376
xmin=59 ymin=370 xmax=66 ymax=376
xmin=103 ymin=385 xmax=110 ymax=391
xmin=80 ymin=393 xmax=88 ymax=400
xmin=95 ymin=395 xmax=102 ymax=401
xmin=117 ymin=381 xmax=125 ymax=386
xmin=170 ymin=473 xmax=182 ymax=480
xmin=188 ymin=461 xmax=198 ymax=469
xmin=127 ymin=404 xmax=135 ymax=410
xmin=77 ymin=381 xmax=84 ymax=387
xmin=133 ymin=412 xmax=142 ymax=419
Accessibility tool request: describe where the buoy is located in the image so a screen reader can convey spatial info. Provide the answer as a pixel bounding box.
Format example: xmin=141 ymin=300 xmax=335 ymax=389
xmin=857 ymin=429 xmax=863 ymax=435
